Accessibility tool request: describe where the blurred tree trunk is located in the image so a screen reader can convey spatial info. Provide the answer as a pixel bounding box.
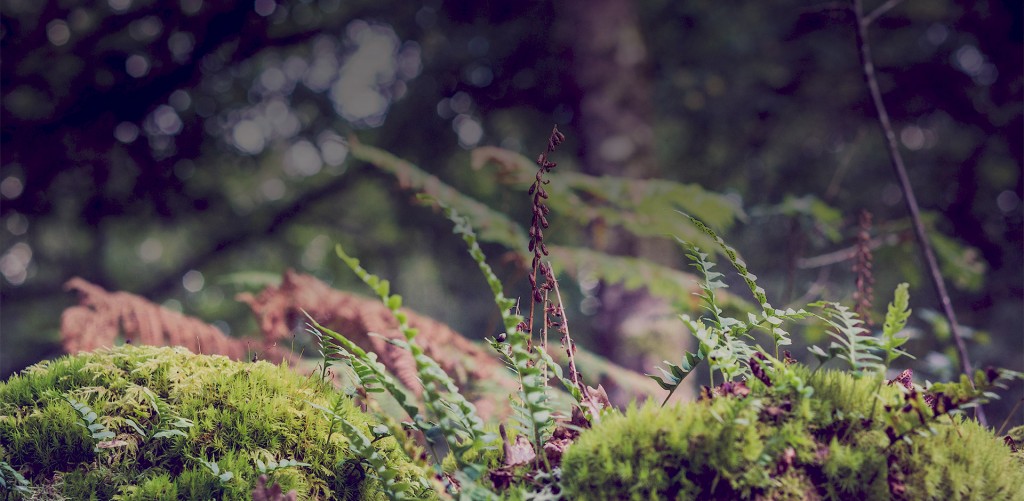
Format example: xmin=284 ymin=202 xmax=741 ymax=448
xmin=560 ymin=0 xmax=690 ymax=404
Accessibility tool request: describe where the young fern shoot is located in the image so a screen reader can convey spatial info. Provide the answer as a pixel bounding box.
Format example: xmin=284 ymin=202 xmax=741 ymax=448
xmin=879 ymin=282 xmax=914 ymax=368
xmin=331 ymin=244 xmax=496 ymax=490
xmin=679 ymin=212 xmax=792 ymax=357
xmin=651 ymin=216 xmax=799 ymax=404
xmin=304 ymin=315 xmax=421 ymax=425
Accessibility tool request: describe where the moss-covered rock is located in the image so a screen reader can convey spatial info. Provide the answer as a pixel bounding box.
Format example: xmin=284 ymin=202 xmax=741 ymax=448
xmin=0 ymin=345 xmax=434 ymax=500
xmin=561 ymin=368 xmax=1024 ymax=500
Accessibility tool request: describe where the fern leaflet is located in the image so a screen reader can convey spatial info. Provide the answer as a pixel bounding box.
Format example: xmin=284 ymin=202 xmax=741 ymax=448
xmin=808 ymin=301 xmax=882 ymax=375
xmin=879 ymin=283 xmax=914 ymax=367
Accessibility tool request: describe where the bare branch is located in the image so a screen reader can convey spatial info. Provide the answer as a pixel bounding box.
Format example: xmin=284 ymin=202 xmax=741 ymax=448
xmin=862 ymin=0 xmax=905 ymax=27
xmin=852 ymin=0 xmax=983 ymax=424
xmin=796 ymin=233 xmax=899 ymax=269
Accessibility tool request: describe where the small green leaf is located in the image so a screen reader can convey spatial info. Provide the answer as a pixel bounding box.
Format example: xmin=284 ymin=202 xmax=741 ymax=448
xmin=387 ymin=295 xmax=402 ymax=311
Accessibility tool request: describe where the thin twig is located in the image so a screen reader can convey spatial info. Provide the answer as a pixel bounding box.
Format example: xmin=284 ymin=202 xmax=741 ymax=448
xmin=824 ymin=129 xmax=865 ymax=201
xmin=789 ymin=267 xmax=833 ymax=309
xmin=796 ymin=233 xmax=898 ymax=269
xmin=996 ymin=397 xmax=1023 ymax=436
xmin=862 ymin=0 xmax=905 ymax=27
xmin=852 ymin=0 xmax=984 ymax=424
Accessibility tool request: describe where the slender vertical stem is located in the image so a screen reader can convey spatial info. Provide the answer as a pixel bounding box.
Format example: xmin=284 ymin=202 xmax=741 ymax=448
xmin=548 ymin=264 xmax=582 ymax=390
xmin=851 ymin=0 xmax=984 ymax=424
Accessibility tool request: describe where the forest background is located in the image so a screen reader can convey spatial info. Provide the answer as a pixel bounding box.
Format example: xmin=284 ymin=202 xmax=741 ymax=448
xmin=2 ymin=0 xmax=1021 ymax=427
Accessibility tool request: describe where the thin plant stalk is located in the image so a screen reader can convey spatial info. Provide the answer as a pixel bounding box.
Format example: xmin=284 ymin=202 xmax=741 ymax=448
xmin=548 ymin=261 xmax=582 ymax=391
xmin=851 ymin=0 xmax=983 ymax=424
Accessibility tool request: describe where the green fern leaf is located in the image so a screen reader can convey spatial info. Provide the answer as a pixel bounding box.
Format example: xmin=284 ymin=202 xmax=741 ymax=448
xmin=335 ymin=243 xmax=495 ymax=478
xmin=809 ymin=301 xmax=882 ymax=375
xmin=878 ymin=283 xmax=915 ymax=367
xmin=679 ymin=212 xmax=791 ymax=354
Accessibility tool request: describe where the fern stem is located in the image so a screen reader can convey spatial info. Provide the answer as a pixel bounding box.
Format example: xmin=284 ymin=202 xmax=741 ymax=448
xmin=660 ymin=386 xmax=682 ymax=407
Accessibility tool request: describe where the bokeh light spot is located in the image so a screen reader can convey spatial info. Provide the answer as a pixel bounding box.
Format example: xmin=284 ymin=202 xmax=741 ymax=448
xmin=46 ymin=20 xmax=71 ymax=46
xmin=182 ymin=270 xmax=205 ymax=292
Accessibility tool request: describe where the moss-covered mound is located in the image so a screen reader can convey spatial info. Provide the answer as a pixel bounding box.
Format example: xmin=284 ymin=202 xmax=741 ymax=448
xmin=0 ymin=345 xmax=432 ymax=500
xmin=561 ymin=368 xmax=1024 ymax=500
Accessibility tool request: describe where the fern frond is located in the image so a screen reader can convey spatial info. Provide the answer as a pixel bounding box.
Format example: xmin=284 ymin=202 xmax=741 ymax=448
xmin=879 ymin=283 xmax=914 ymax=367
xmin=809 ymin=301 xmax=882 ymax=375
xmin=64 ymin=395 xmax=116 ymax=452
xmin=471 ymin=146 xmax=745 ymax=243
xmin=420 ymin=195 xmax=559 ymax=466
xmin=304 ymin=316 xmax=420 ymax=423
xmin=647 ymin=346 xmax=705 ymax=406
xmin=335 ymin=244 xmax=495 ymax=478
xmin=497 ymin=331 xmax=556 ymax=468
xmin=684 ymin=314 xmax=753 ymax=382
xmin=418 ymin=194 xmax=520 ymax=334
xmin=649 ymin=237 xmax=768 ymax=398
xmin=679 ymin=239 xmax=728 ymax=329
xmin=308 ymin=401 xmax=425 ymax=501
xmin=679 ymin=212 xmax=791 ymax=355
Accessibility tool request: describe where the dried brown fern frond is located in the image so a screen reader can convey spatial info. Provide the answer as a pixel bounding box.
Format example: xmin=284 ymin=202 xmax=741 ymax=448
xmin=237 ymin=270 xmax=509 ymax=400
xmin=60 ymin=277 xmax=296 ymax=364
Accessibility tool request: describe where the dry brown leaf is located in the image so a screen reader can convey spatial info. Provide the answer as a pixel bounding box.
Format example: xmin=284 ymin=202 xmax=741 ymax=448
xmin=500 ymin=424 xmax=537 ymax=467
xmin=61 ymin=277 xmax=296 ymax=364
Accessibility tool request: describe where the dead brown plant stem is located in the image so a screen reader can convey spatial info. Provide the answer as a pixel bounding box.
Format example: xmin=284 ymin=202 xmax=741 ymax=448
xmin=548 ymin=262 xmax=582 ymax=390
xmin=852 ymin=0 xmax=984 ymax=424
xmin=542 ymin=288 xmax=551 ymax=382
xmin=528 ymin=276 xmax=538 ymax=341
xmin=527 ymin=125 xmax=564 ymax=339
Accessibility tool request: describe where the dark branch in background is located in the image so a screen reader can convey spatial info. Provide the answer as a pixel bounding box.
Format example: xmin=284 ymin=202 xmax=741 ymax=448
xmin=135 ymin=165 xmax=364 ymax=300
xmin=797 ymin=233 xmax=901 ymax=269
xmin=852 ymin=0 xmax=984 ymax=424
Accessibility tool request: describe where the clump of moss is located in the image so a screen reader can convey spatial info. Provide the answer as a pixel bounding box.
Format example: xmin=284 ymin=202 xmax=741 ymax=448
xmin=0 ymin=344 xmax=434 ymax=500
xmin=561 ymin=369 xmax=1024 ymax=500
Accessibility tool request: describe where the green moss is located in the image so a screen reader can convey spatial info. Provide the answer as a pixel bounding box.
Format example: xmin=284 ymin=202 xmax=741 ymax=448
xmin=561 ymin=369 xmax=1024 ymax=500
xmin=0 ymin=345 xmax=435 ymax=500
xmin=894 ymin=417 xmax=1024 ymax=500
